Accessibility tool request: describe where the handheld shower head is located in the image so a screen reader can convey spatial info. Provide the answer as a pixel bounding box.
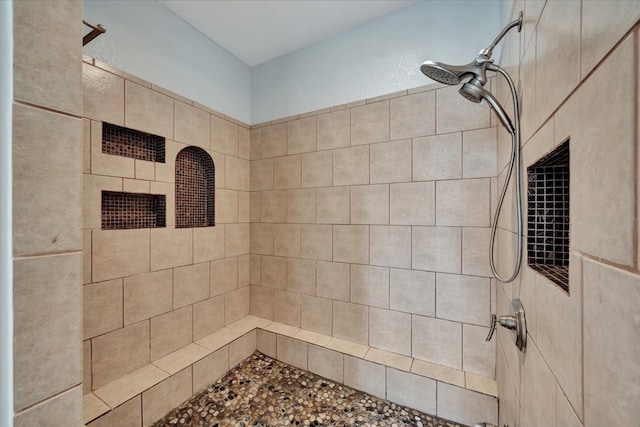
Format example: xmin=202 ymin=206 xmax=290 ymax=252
xmin=460 ymin=80 xmax=514 ymax=134
xmin=420 ymin=60 xmax=488 ymax=86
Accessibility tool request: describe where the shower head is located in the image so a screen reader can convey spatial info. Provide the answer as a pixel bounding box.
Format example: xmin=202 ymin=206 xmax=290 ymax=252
xmin=420 ymin=60 xmax=487 ymax=86
xmin=460 ymin=80 xmax=514 ymax=134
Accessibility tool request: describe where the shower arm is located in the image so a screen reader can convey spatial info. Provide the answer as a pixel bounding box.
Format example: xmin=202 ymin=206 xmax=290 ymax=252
xmin=478 ymin=11 xmax=523 ymax=59
xmin=487 ymin=64 xmax=524 ymax=283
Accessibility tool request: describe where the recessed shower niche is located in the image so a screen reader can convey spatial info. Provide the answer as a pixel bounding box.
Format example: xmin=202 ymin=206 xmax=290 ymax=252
xmin=175 ymin=146 xmax=215 ymax=228
xmin=101 ymin=191 xmax=166 ymax=229
xmin=527 ymin=140 xmax=570 ymax=291
xmin=102 ymin=122 xmax=165 ymax=162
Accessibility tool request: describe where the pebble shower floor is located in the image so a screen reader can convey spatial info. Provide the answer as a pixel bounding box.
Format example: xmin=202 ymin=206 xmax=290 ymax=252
xmin=152 ymin=352 xmax=468 ymax=427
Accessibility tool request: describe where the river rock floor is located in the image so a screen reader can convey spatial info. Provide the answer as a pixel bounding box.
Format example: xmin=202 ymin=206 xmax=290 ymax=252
xmin=152 ymin=351 xmax=467 ymax=427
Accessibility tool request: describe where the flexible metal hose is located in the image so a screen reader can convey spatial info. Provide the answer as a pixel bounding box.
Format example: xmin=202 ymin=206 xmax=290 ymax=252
xmin=488 ymin=65 xmax=523 ymax=283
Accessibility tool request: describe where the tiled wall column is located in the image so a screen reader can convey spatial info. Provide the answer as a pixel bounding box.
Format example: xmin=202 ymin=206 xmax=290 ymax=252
xmin=12 ymin=0 xmax=84 ymax=425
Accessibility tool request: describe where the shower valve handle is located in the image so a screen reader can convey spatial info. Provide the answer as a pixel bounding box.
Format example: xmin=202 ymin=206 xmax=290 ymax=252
xmin=485 ymin=300 xmax=527 ymax=352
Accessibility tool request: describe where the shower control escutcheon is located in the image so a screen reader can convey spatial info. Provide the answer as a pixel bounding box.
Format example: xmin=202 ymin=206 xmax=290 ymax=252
xmin=485 ymin=299 xmax=527 ymax=352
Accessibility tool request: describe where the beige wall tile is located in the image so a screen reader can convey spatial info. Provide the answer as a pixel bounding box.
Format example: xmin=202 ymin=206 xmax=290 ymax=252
xmin=250 ymin=191 xmax=261 ymax=222
xmin=251 ymin=223 xmax=274 ymax=255
xmin=229 ymin=330 xmax=257 ymax=367
xmin=317 ymin=261 xmax=350 ymax=302
xmin=308 ymin=345 xmax=343 ymax=383
xmin=238 ymin=191 xmax=251 ymax=223
xmin=261 ymin=256 xmax=286 ymax=289
xmin=93 ymin=364 xmax=168 ymax=408
xmin=436 ymin=273 xmax=490 ymax=326
xmin=412 ymin=315 xmax=461 ymax=369
xmin=390 ymin=182 xmax=435 ymax=225
xmin=122 ymin=178 xmax=149 ymax=193
xmin=390 ymin=91 xmax=436 ymax=139
xmin=350 ymin=184 xmax=389 ymax=225
xmin=274 ymin=224 xmax=301 ymax=258
xmin=250 ymin=159 xmax=273 ymax=191
xmin=155 ymin=139 xmax=184 ymax=183
xmin=225 ymin=156 xmax=250 ymax=191
xmin=83 ymin=118 xmax=91 ymax=174
xmin=521 ymin=341 xmax=557 ymax=427
xmin=370 ymin=226 xmax=411 ymax=268
xmin=125 ymin=81 xmax=173 ymax=138
xmin=333 ymin=225 xmax=369 ymax=264
xmin=535 ymin=0 xmax=580 ymax=127
xmin=412 ymin=226 xmax=461 ymax=274
xmin=224 ymin=223 xmax=250 ymax=257
xmin=261 ymin=124 xmax=286 ymax=158
xmin=436 ymin=85 xmax=490 ymax=134
xmin=287 ymin=189 xmax=317 ymax=223
xmin=413 ymin=132 xmax=462 ymax=181
xmin=287 ymin=116 xmax=317 ymax=154
xmin=92 ymin=321 xmax=149 ymax=389
xmin=13 ymin=0 xmax=82 ymax=115
xmin=462 ymin=227 xmax=492 ymax=277
xmin=250 ymin=285 xmax=274 ymax=320
xmin=150 ymin=227 xmax=193 ymax=271
xmin=277 ymin=336 xmax=308 ymax=370
xmin=274 ymin=290 xmax=301 ymax=327
xmin=92 ymin=229 xmax=150 ymax=283
xmin=583 ymin=259 xmax=640 ymax=425
xmin=210 ymin=257 xmax=238 ymax=296
xmin=520 ymin=31 xmax=537 ymax=145
xmin=317 ymin=187 xmax=350 ymax=224
xmin=175 ymin=100 xmax=210 ymax=149
xmin=300 ymin=295 xmax=332 ymax=336
xmin=225 ymin=286 xmax=250 ymax=324
xmin=87 ymin=396 xmax=141 ymax=427
xmin=84 ymin=279 xmax=123 ymax=339
xmin=333 ymin=146 xmax=369 ymax=186
xmin=274 ymin=155 xmax=301 ymax=189
xmin=317 ymin=109 xmax=350 ymax=150
xmin=239 ymin=127 xmax=250 ymax=160
xmin=150 ymin=306 xmax=192 ymax=361
xmin=437 ymin=383 xmax=497 ymax=427
xmin=83 ymin=63 xmax=124 ymax=125
xmin=250 ymin=254 xmax=262 ymax=285
xmin=287 ymin=258 xmax=316 ymax=295
xmin=581 ymin=1 xmax=639 ymax=79
xmin=192 ymin=347 xmax=229 ymax=393
xmin=300 ymin=224 xmax=332 ymax=261
xmin=344 ymin=356 xmax=385 ymax=399
xmin=250 ymin=128 xmax=262 ymax=160
xmin=369 ymin=308 xmax=411 ymax=356
xmin=193 ymin=225 xmax=225 ymax=263
xmin=211 ymin=115 xmax=239 ymax=156
xmin=13 ymin=254 xmax=82 ymax=410
xmin=13 ymin=105 xmax=82 ymax=255
xmin=261 ymin=190 xmax=287 ymax=223
xmin=83 ymin=340 xmax=92 ymax=394
xmin=351 ymin=101 xmax=389 ymax=146
xmin=15 ymin=386 xmax=82 ymax=427
xmin=192 ymin=296 xmax=225 ymax=340
xmin=302 ymin=150 xmax=333 ymax=188
xmin=463 ymin=324 xmax=495 ymax=378
xmin=370 ymin=139 xmax=413 ymax=185
xmin=142 ymin=367 xmax=192 ymax=427
xmin=215 ymin=189 xmax=239 ymax=223
xmin=436 ymin=179 xmax=490 ymax=227
xmin=257 ymin=329 xmax=277 ymax=358
xmin=333 ymin=301 xmax=368 ymax=345
xmin=390 ymin=268 xmax=435 ymax=317
xmin=174 ymin=262 xmax=210 ymax=308
xmin=386 ymin=368 xmax=436 ymax=415
xmin=556 ymin=384 xmax=582 ymax=427
xmin=351 ymin=264 xmax=389 ymax=308
xmin=463 ymin=127 xmax=497 ymax=178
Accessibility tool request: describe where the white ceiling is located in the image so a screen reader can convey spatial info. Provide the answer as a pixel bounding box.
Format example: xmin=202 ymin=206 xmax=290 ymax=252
xmin=158 ymin=0 xmax=419 ymax=67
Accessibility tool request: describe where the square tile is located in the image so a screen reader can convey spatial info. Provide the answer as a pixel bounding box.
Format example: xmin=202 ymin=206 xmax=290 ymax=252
xmin=83 ymin=279 xmax=123 ymax=340
xmin=412 ymin=315 xmax=461 ymax=369
xmin=317 ymin=109 xmax=350 ymax=150
xmin=302 ymin=150 xmax=333 ymax=188
xmin=150 ymin=306 xmax=192 ymax=361
xmin=390 ymin=91 xmax=436 ymax=139
xmin=390 ymin=182 xmax=435 ymax=225
xmin=370 ymin=226 xmax=411 ymax=268
xmin=436 ymin=273 xmax=490 ymax=326
xmin=412 ymin=226 xmax=461 ymax=274
xmin=273 ymin=155 xmax=301 ymax=189
xmin=317 ymin=187 xmax=350 ymax=224
xmin=350 ymin=184 xmax=389 ymax=225
xmin=436 ymin=179 xmax=490 ymax=227
xmin=369 ymin=308 xmax=411 ymax=356
xmin=389 ymin=268 xmax=435 ymax=317
xmin=370 ymin=140 xmax=412 ymax=184
xmin=351 ymin=101 xmax=389 ymax=146
xmin=351 ymin=264 xmax=389 ymax=308
xmin=301 ymin=224 xmax=333 ymax=261
xmin=333 ymin=225 xmax=369 ymax=264
xmin=316 ymin=261 xmax=350 ymax=302
xmin=300 ymin=295 xmax=333 ymax=336
xmin=333 ymin=146 xmax=369 ymax=186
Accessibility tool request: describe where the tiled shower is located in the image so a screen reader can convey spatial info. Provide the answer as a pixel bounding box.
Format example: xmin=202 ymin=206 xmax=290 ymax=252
xmin=5 ymin=1 xmax=640 ymax=427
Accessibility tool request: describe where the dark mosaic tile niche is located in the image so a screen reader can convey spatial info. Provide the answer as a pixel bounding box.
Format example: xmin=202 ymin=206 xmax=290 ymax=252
xmin=152 ymin=352 xmax=466 ymax=427
xmin=102 ymin=191 xmax=166 ymax=229
xmin=527 ymin=140 xmax=570 ymax=291
xmin=102 ymin=122 xmax=165 ymax=163
xmin=176 ymin=146 xmax=215 ymax=228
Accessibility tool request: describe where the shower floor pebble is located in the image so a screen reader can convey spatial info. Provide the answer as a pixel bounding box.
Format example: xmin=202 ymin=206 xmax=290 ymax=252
xmin=151 ymin=352 xmax=468 ymax=427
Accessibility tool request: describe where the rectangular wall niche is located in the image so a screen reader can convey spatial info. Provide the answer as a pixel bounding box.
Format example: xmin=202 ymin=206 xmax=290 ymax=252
xmin=102 ymin=191 xmax=166 ymax=230
xmin=102 ymin=122 xmax=165 ymax=162
xmin=527 ymin=140 xmax=570 ymax=291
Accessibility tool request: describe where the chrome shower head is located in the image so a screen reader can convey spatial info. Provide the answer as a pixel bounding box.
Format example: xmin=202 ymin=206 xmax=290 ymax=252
xmin=460 ymin=80 xmax=514 ymax=134
xmin=420 ymin=61 xmax=462 ymax=85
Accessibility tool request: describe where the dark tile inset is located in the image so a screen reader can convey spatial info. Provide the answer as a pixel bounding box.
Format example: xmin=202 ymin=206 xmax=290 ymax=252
xmin=152 ymin=352 xmax=467 ymax=427
xmin=175 ymin=146 xmax=215 ymax=228
xmin=102 ymin=122 xmax=165 ymax=163
xmin=102 ymin=191 xmax=166 ymax=229
xmin=527 ymin=139 xmax=570 ymax=291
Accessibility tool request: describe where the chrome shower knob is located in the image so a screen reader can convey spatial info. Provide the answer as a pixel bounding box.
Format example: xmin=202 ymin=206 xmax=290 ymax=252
xmin=485 ymin=299 xmax=527 ymax=352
